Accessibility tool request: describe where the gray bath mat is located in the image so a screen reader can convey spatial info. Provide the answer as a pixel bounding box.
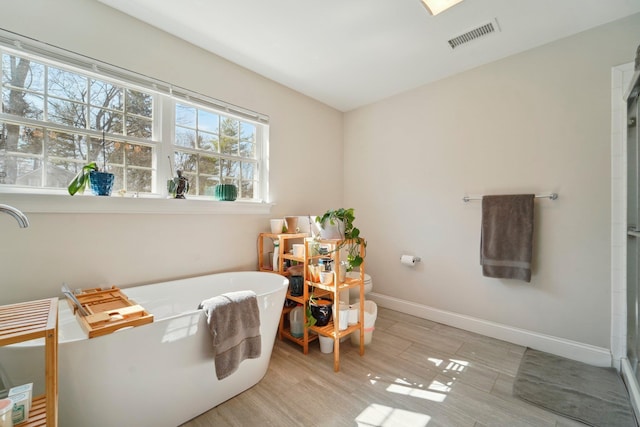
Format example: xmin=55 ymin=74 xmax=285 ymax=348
xmin=513 ymin=348 xmax=636 ymax=427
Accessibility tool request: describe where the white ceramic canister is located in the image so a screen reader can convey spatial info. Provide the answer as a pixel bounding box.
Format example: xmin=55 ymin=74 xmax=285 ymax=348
xmin=270 ymin=219 xmax=284 ymax=234
xmin=338 ymin=302 xmax=349 ymax=330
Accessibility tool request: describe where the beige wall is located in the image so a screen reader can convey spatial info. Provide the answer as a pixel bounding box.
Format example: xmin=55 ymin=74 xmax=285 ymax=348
xmin=344 ymin=13 xmax=640 ymax=349
xmin=0 ymin=0 xmax=343 ymax=304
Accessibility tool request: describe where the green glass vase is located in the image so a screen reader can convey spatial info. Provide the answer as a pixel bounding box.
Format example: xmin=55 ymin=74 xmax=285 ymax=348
xmin=214 ymin=184 xmax=238 ymax=201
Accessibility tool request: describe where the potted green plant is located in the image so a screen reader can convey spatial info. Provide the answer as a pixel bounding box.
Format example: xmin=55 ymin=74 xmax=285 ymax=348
xmin=68 ymin=161 xmax=98 ymax=195
xmin=68 ymin=132 xmax=115 ymax=196
xmin=316 ymin=208 xmax=366 ymax=272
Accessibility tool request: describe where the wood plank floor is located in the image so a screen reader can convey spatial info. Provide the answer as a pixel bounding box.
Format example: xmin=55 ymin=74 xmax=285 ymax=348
xmin=181 ymin=307 xmax=590 ymax=427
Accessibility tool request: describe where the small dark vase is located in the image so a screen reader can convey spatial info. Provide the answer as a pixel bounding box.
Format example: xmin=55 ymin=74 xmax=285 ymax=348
xmin=89 ymin=171 xmax=115 ymax=196
xmin=289 ymin=275 xmax=304 ymax=297
xmin=214 ymin=184 xmax=238 ymax=201
xmin=310 ymin=298 xmax=333 ymax=327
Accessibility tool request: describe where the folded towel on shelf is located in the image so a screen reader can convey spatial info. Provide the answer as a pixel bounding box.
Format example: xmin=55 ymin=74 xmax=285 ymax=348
xmin=481 ymin=194 xmax=535 ymax=282
xmin=198 ymin=290 xmax=261 ymax=380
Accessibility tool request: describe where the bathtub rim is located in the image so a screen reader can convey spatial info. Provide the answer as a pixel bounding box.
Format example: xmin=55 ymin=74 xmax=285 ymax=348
xmin=14 ymin=271 xmax=289 ymax=345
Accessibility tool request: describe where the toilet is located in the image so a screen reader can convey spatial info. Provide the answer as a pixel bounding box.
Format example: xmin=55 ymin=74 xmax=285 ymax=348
xmin=347 ymin=271 xmax=373 ymax=302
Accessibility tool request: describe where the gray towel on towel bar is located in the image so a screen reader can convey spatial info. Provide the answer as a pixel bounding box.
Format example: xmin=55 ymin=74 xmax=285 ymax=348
xmin=481 ymin=194 xmax=535 ymax=282
xmin=199 ymin=290 xmax=261 ymax=380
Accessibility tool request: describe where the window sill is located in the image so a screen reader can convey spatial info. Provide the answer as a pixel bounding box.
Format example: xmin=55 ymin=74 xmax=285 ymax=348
xmin=0 ymin=193 xmax=274 ymax=215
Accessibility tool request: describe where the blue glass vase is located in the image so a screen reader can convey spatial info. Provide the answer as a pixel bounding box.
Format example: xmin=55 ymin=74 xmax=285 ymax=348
xmin=89 ymin=171 xmax=115 ymax=196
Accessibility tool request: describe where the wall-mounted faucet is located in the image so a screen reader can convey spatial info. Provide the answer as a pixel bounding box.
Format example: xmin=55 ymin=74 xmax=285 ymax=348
xmin=0 ymin=204 xmax=29 ymax=228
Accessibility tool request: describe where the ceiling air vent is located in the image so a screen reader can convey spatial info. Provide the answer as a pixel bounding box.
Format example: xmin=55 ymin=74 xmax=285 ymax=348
xmin=448 ymin=20 xmax=499 ymax=49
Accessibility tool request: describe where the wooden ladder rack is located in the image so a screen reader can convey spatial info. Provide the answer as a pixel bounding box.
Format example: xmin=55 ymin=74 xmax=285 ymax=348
xmin=0 ymin=298 xmax=58 ymax=427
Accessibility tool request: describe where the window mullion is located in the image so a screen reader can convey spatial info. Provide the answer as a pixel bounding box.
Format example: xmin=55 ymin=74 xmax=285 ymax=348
xmin=156 ymin=96 xmax=173 ymax=196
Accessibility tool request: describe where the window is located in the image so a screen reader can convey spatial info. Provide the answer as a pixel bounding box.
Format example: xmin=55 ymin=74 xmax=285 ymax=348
xmin=0 ymin=41 xmax=268 ymax=203
xmin=174 ymin=103 xmax=259 ymax=198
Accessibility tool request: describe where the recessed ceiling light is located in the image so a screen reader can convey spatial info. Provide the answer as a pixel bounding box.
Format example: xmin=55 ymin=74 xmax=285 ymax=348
xmin=420 ymin=0 xmax=464 ymax=15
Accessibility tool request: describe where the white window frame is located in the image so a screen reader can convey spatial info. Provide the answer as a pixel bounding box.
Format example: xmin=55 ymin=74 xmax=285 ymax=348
xmin=0 ymin=31 xmax=272 ymax=215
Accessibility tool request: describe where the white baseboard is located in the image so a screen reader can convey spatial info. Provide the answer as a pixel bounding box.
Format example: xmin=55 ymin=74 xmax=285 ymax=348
xmin=368 ymin=292 xmax=612 ymax=367
xmin=621 ymin=358 xmax=640 ymax=425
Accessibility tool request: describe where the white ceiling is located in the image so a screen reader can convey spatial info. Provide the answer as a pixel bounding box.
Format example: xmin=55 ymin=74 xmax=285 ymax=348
xmin=97 ymin=0 xmax=640 ymax=112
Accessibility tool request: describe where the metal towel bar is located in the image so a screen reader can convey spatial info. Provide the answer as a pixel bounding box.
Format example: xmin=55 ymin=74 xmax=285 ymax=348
xmin=462 ymin=193 xmax=558 ymax=203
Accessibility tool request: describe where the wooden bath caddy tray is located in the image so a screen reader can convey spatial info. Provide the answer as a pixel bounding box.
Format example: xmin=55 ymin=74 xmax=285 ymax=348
xmin=68 ymin=286 xmax=153 ymax=338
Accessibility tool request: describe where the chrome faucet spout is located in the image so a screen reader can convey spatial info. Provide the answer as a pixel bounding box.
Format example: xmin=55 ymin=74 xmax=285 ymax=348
xmin=0 ymin=204 xmax=30 ymax=228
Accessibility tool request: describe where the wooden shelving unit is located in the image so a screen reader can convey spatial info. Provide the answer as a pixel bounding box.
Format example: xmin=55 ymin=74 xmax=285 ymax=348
xmin=257 ymin=232 xmax=308 ymax=274
xmin=261 ymin=231 xmax=366 ymax=371
xmin=0 ymin=298 xmax=58 ymax=427
xmin=304 ymin=238 xmax=365 ymax=371
xmin=259 ymin=231 xmax=317 ymax=353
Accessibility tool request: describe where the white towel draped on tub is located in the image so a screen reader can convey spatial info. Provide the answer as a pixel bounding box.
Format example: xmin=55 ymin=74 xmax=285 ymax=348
xmin=198 ymin=290 xmax=261 ymax=380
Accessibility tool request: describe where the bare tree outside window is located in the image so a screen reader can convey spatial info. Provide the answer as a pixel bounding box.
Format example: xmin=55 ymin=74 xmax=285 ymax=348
xmin=173 ymin=103 xmax=258 ymax=199
xmin=1 ymin=53 xmax=154 ymax=192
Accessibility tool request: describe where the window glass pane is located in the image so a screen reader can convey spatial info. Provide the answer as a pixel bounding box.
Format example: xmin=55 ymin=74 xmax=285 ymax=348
xmin=221 ymin=159 xmax=239 ymax=178
xmin=221 ymin=177 xmax=238 ymax=186
xmin=48 ymin=131 xmax=87 ymax=161
xmin=90 ymin=80 xmax=122 ymax=110
xmin=90 ymin=107 xmax=123 ymax=133
xmin=241 ymin=180 xmax=254 ymax=199
xmin=0 ymin=155 xmax=43 ymax=186
xmin=1 ymin=123 xmax=43 ymax=155
xmin=107 ymin=140 xmax=124 ymax=164
xmin=48 ymin=98 xmax=86 ymax=128
xmin=110 ymin=165 xmax=124 ymax=192
xmin=0 ymin=123 xmax=44 ymax=185
xmin=48 ymin=67 xmax=87 ymax=102
xmin=198 ymin=155 xmax=219 ymax=175
xmin=200 ymin=176 xmax=218 ymax=196
xmin=239 ymin=123 xmax=256 ymax=158
xmin=2 ymin=89 xmax=44 ymax=119
xmin=125 ymin=116 xmax=152 ymax=139
xmin=198 ymin=131 xmax=218 ymax=152
xmin=2 ymin=54 xmax=45 ymax=92
xmin=126 ymin=168 xmax=152 ymax=193
xmin=47 ymin=159 xmax=81 ymax=188
xmin=220 ymin=118 xmax=239 ymax=155
xmin=241 ymin=162 xmax=255 ymax=180
xmin=87 ymin=137 xmax=102 ymax=165
xmin=174 ymin=151 xmax=197 ymax=173
xmin=176 ymin=104 xmax=196 ymax=127
xmin=197 ymin=109 xmax=218 ymax=133
xmin=126 ymin=89 xmax=152 ymax=118
xmin=125 ymin=143 xmax=152 ymax=167
xmin=14 ymin=156 xmax=42 ymax=187
xmin=175 ymin=126 xmax=195 ymax=148
xmin=88 ymin=136 xmax=121 ymax=169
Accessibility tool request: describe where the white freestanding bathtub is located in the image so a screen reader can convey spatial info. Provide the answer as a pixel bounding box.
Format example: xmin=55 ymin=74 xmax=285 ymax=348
xmin=0 ymin=272 xmax=288 ymax=427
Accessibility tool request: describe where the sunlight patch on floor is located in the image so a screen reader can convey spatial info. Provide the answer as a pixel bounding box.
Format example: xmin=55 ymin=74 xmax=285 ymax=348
xmin=386 ymin=383 xmax=447 ymax=402
xmin=368 ymin=373 xmax=381 ymax=385
xmin=443 ymin=358 xmax=468 ymax=373
xmin=428 ymin=357 xmax=443 ymax=367
xmin=356 ymin=403 xmax=431 ymax=427
xmin=428 ymin=379 xmax=451 ymax=393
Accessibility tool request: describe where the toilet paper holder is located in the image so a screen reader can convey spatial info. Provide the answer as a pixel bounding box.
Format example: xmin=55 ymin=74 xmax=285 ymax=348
xmin=400 ymin=255 xmax=421 ymax=266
